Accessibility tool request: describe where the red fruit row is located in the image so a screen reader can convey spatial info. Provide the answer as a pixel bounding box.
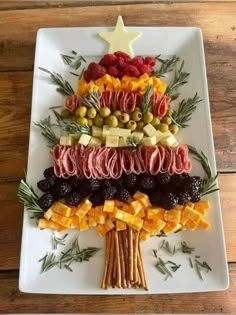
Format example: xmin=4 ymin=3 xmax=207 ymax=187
xmin=83 ymin=51 xmax=156 ymax=82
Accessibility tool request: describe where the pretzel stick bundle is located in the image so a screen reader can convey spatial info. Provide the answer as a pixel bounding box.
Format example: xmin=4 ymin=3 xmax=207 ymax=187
xmin=101 ymin=228 xmax=148 ymax=290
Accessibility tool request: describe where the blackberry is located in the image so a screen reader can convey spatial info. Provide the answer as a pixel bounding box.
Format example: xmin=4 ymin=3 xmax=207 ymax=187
xmin=123 ymin=173 xmax=137 ymax=189
xmin=191 ymin=192 xmax=201 ymax=202
xmin=184 ymin=180 xmax=199 ymax=195
xmin=88 ymin=179 xmax=100 ymax=191
xmin=115 ymin=187 xmax=130 ymax=201
xmin=89 ymin=191 xmax=104 ymax=206
xmin=111 ymin=177 xmax=124 ymax=187
xmin=103 ymin=186 xmax=117 ymax=200
xmin=43 ymin=167 xmax=55 ymax=178
xmin=37 ymin=179 xmax=54 ymax=192
xmin=52 ymin=182 xmax=72 ymax=199
xmin=65 ymin=191 xmax=82 ymax=206
xmin=170 ymin=174 xmax=184 ymax=187
xmin=156 ymin=173 xmax=171 ymax=186
xmin=161 ymin=192 xmax=178 ymax=210
xmin=178 ymin=191 xmax=191 ymax=205
xmin=139 ymin=175 xmax=156 ymax=191
xmin=68 ymin=176 xmax=81 ymax=189
xmin=149 ymin=192 xmax=162 ymax=206
xmin=37 ymin=193 xmax=54 ymax=210
xmin=101 ymin=179 xmax=112 ymax=188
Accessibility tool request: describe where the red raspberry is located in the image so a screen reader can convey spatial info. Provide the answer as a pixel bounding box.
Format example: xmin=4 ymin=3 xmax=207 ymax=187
xmin=87 ymin=62 xmax=97 ymax=71
xmin=130 ymin=56 xmax=144 ymax=67
xmin=99 ymin=54 xmax=117 ymax=67
xmin=107 ymin=66 xmax=119 ymax=77
xmin=116 ymin=56 xmax=128 ymax=68
xmin=138 ymin=64 xmax=153 ymax=75
xmin=83 ymin=69 xmax=92 ymax=81
xmin=124 ymin=65 xmax=140 ymax=78
xmin=117 ymin=69 xmax=125 ymax=80
xmin=144 ymin=56 xmax=156 ymax=67
xmin=91 ymin=64 xmax=106 ymax=80
xmin=114 ymin=51 xmax=131 ymax=63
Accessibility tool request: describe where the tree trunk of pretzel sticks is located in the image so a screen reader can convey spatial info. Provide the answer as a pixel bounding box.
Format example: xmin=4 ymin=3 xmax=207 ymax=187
xmin=101 ymin=227 xmax=148 ymax=290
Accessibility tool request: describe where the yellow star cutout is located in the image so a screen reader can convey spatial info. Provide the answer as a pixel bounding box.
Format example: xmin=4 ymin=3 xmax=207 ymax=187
xmin=99 ymin=16 xmax=141 ymax=57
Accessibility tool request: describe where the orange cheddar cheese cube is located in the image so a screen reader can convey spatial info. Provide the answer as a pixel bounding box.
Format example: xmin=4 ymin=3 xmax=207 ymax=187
xmin=199 ymin=217 xmax=211 ymax=230
xmin=114 ymin=209 xmax=143 ymax=231
xmin=185 ymin=219 xmax=199 ymax=231
xmin=79 ymin=217 xmax=89 ymax=231
xmin=94 ymin=206 xmax=107 ymax=224
xmin=87 ymin=207 xmax=95 ymax=217
xmin=69 ymin=206 xmax=78 ymax=217
xmin=137 ymin=208 xmax=146 ymax=218
xmin=114 ymin=200 xmax=124 ymax=208
xmin=76 ymin=199 xmax=92 ymax=219
xmin=53 ymin=202 xmax=72 ymax=217
xmin=142 ymin=219 xmax=166 ymax=235
xmin=51 ymin=212 xmax=72 ymax=228
xmin=147 ymin=208 xmax=164 ymax=221
xmin=140 ymin=229 xmax=150 ymax=241
xmin=133 ymin=191 xmax=151 ymax=208
xmin=162 ymin=222 xmax=182 ymax=235
xmin=96 ymin=219 xmax=115 ymax=236
xmin=88 ymin=215 xmax=97 ymax=227
xmin=70 ymin=216 xmax=81 ymax=228
xmin=44 ymin=207 xmax=54 ymax=220
xmin=116 ymin=220 xmax=127 ymax=231
xmin=103 ymin=200 xmax=115 ymax=213
xmin=122 ymin=203 xmax=132 ymax=213
xmin=38 ymin=218 xmax=65 ymax=231
xmin=130 ymin=200 xmax=143 ymax=215
xmin=164 ymin=209 xmax=181 ymax=224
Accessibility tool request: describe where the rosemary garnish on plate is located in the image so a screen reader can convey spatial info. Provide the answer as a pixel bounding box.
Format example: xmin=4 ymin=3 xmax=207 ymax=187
xmin=127 ymin=136 xmax=142 ymax=152
xmin=61 ymin=51 xmax=86 ymax=70
xmin=39 ymin=237 xmax=100 ymax=273
xmin=188 ymin=145 xmax=219 ymax=196
xmin=38 ymin=67 xmax=74 ymax=96
xmin=160 ymin=240 xmax=176 ymax=256
xmin=34 ymin=116 xmax=60 ymax=147
xmin=171 ymin=93 xmax=202 ymax=128
xmin=180 ymin=241 xmax=195 ymax=254
xmin=141 ymin=84 xmax=154 ymax=113
xmin=51 ymin=233 xmax=68 ymax=250
xmin=17 ymin=179 xmax=44 ymax=219
xmin=154 ymin=55 xmax=180 ymax=78
xmin=79 ymin=87 xmax=101 ymax=111
xmin=166 ymin=61 xmax=190 ymax=99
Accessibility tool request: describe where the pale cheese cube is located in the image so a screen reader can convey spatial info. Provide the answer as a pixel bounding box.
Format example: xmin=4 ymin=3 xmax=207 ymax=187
xmin=89 ymin=136 xmax=102 ymax=147
xmin=60 ymin=136 xmax=73 ymax=146
xmin=143 ymin=123 xmax=156 ymax=137
xmin=78 ymin=134 xmax=91 ymax=146
xmin=118 ymin=128 xmax=131 ymax=137
xmin=119 ymin=136 xmax=128 ymax=147
xmin=102 ymin=125 xmax=110 ymax=138
xmin=92 ymin=126 xmax=102 ymax=137
xmin=109 ymin=127 xmax=120 ymax=136
xmin=143 ymin=136 xmax=157 ymax=146
xmin=160 ymin=134 xmax=178 ymax=147
xmin=130 ymin=131 xmax=144 ymax=142
xmin=106 ymin=135 xmax=119 ymax=147
xmin=69 ymin=134 xmax=80 ymax=144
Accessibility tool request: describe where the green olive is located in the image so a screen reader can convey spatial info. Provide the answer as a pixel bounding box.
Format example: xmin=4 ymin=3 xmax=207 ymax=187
xmin=94 ymin=114 xmax=104 ymax=127
xmin=136 ymin=121 xmax=145 ymax=131
xmin=131 ymin=110 xmax=143 ymax=122
xmin=106 ymin=115 xmax=118 ymax=127
xmin=161 ymin=116 xmax=172 ymax=125
xmin=87 ymin=118 xmax=94 ymax=127
xmin=118 ymin=121 xmax=125 ymax=128
xmin=126 ymin=120 xmax=137 ymax=131
xmin=61 ymin=108 xmax=71 ymax=119
xmin=77 ymin=117 xmax=88 ymax=126
xmin=143 ymin=112 xmax=154 ymax=124
xmin=119 ymin=113 xmax=130 ymax=124
xmin=99 ymin=106 xmax=111 ymax=118
xmin=87 ymin=107 xmax=97 ymax=119
xmin=75 ymin=106 xmax=87 ymax=118
xmin=169 ymin=124 xmax=179 ymax=134
xmin=151 ymin=117 xmax=161 ymax=127
xmin=113 ymin=110 xmax=122 ymax=118
xmin=157 ymin=123 xmax=169 ymax=132
xmin=166 ymin=108 xmax=174 ymax=116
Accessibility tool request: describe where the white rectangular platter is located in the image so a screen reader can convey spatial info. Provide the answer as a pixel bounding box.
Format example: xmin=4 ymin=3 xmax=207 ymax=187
xmin=19 ymin=26 xmax=229 ymax=294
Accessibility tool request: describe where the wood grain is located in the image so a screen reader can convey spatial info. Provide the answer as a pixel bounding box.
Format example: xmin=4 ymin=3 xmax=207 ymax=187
xmin=0 ymin=174 xmax=235 ymax=271
xmin=0 ymin=4 xmax=235 ymax=71
xmin=0 ymin=264 xmax=235 ymax=313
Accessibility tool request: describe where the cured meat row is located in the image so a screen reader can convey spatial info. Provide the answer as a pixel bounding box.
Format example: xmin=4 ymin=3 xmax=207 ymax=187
xmin=51 ymin=144 xmax=192 ymax=179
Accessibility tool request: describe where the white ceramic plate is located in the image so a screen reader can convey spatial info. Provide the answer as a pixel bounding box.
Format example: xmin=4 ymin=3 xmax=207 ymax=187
xmin=19 ymin=26 xmax=229 ymax=294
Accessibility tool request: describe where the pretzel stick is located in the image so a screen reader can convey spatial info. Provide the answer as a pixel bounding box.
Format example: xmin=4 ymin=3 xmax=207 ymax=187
xmin=114 ymin=230 xmax=121 ymax=288
xmin=112 ymin=248 xmax=117 ymax=288
xmin=122 ymin=230 xmax=129 ymax=286
xmin=106 ymin=229 xmax=115 ymax=288
xmin=133 ymin=230 xmax=140 ymax=284
xmin=138 ymin=242 xmax=148 ymax=291
xmin=118 ymin=231 xmax=127 ymax=288
xmin=101 ymin=231 xmax=111 ymax=289
xmin=128 ymin=227 xmax=134 ymax=282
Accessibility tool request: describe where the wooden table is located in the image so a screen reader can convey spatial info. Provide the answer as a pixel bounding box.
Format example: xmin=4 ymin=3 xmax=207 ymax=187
xmin=0 ymin=1 xmax=236 ymax=313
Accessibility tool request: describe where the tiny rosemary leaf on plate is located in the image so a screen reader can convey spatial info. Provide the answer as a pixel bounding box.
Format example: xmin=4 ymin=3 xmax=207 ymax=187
xmin=154 ymin=54 xmax=180 ymax=78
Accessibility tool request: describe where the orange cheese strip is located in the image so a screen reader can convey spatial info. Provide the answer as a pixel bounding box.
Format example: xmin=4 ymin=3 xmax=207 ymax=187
xmin=76 ymin=199 xmax=92 ymax=219
xmin=147 ymin=208 xmax=164 ymax=221
xmin=114 ymin=209 xmax=143 ymax=231
xmin=51 ymin=212 xmax=72 ymax=228
xmin=103 ymin=200 xmax=115 ymax=213
xmin=38 ymin=218 xmax=66 ymax=231
xmin=164 ymin=209 xmax=181 ymax=224
xmin=116 ymin=220 xmax=127 ymax=231
xmin=140 ymin=229 xmax=150 ymax=241
xmin=162 ymin=222 xmax=182 ymax=235
xmin=96 ymin=219 xmax=115 ymax=236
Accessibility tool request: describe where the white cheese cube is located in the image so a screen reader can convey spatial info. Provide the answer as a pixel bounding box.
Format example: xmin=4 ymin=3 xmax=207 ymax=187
xmin=143 ymin=136 xmax=157 ymax=146
xmin=143 ymin=123 xmax=156 ymax=137
xmin=105 ymin=135 xmax=119 ymax=147
xmin=155 ymin=130 xmax=172 ymax=143
xmin=89 ymin=136 xmax=102 ymax=147
xmin=92 ymin=126 xmax=102 ymax=138
xmin=130 ymin=131 xmax=144 ymax=142
xmin=118 ymin=128 xmax=131 ymax=137
xmin=119 ymin=136 xmax=128 ymax=147
xmin=160 ymin=134 xmax=178 ymax=147
xmin=60 ymin=136 xmax=73 ymax=146
xmin=78 ymin=134 xmax=92 ymax=146
xmin=109 ymin=127 xmax=120 ymax=136
xmin=102 ymin=125 xmax=110 ymax=138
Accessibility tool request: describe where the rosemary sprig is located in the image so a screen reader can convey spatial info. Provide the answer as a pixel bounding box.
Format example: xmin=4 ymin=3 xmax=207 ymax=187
xmin=154 ymin=55 xmax=180 ymax=78
xmin=39 ymin=252 xmax=58 ymax=273
xmin=167 ymin=261 xmax=181 ymax=272
xmin=141 ymin=84 xmax=154 ymax=113
xmin=188 ymin=145 xmax=219 ymax=196
xmin=166 ymin=61 xmax=190 ymax=98
xmin=34 ymin=116 xmax=59 ymax=147
xmin=160 ymin=240 xmax=176 ymax=256
xmin=180 ymin=241 xmax=195 ymax=254
xmin=51 ymin=233 xmax=68 ymax=250
xmin=155 ymin=257 xmax=180 ymax=280
xmin=127 ymin=136 xmax=142 ymax=151
xmin=17 ymin=179 xmax=44 ymax=219
xmin=52 ymin=110 xmax=90 ymax=135
xmin=171 ymin=93 xmax=202 ymax=128
xmin=79 ymin=88 xmax=101 ymax=111
xmin=61 ymin=52 xmax=86 ymax=70
xmin=38 ymin=67 xmax=74 ymax=96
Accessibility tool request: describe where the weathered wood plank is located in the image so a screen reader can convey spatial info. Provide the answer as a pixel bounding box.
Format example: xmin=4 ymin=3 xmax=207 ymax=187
xmin=0 ymin=174 xmax=235 ymax=270
xmin=0 ymin=4 xmax=235 ymax=71
xmin=0 ymin=264 xmax=235 ymax=313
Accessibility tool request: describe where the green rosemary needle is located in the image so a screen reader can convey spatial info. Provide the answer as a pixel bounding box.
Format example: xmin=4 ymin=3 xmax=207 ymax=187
xmin=154 ymin=55 xmax=180 ymax=78
xmin=166 ymin=61 xmax=190 ymax=98
xmin=51 ymin=233 xmax=68 ymax=250
xmin=79 ymin=87 xmax=101 ymax=111
xmin=180 ymin=241 xmax=195 ymax=254
xmin=34 ymin=116 xmax=59 ymax=147
xmin=61 ymin=53 xmax=86 ymax=70
xmin=141 ymin=84 xmax=154 ymax=113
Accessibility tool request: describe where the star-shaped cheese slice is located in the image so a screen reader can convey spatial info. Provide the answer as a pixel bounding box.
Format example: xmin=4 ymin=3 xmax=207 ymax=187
xmin=99 ymin=16 xmax=141 ymax=57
